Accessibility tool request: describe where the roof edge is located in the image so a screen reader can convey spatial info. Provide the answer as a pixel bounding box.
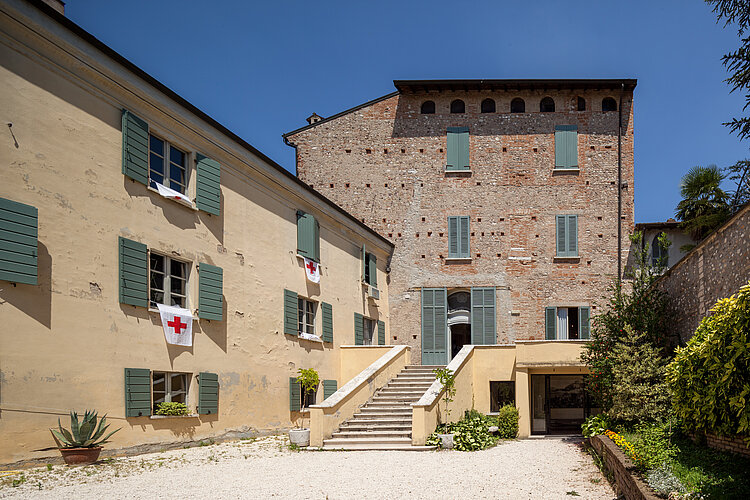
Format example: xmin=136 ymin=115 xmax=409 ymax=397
xmin=283 ymin=91 xmax=399 ymax=139
xmin=20 ymin=0 xmax=393 ymax=250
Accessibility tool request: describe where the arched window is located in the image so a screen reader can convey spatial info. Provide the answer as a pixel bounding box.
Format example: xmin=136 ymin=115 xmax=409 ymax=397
xmin=540 ymin=97 xmax=555 ymax=112
xmin=450 ymin=99 xmax=465 ymax=114
xmin=420 ymin=100 xmax=435 ymax=114
xmin=602 ymin=97 xmax=617 ymax=112
xmin=577 ymin=96 xmax=586 ymax=111
xmin=652 ymin=233 xmax=668 ymax=267
xmin=510 ymin=98 xmax=525 ymax=113
xmin=481 ymin=98 xmax=496 ymax=113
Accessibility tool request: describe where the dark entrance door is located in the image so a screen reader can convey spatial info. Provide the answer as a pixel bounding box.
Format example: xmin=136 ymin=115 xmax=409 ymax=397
xmin=531 ymin=375 xmax=589 ymax=435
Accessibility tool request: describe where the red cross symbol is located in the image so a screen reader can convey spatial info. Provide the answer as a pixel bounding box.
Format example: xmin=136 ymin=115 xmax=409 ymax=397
xmin=168 ymin=316 xmax=187 ymax=335
xmin=306 ymin=260 xmax=317 ymax=273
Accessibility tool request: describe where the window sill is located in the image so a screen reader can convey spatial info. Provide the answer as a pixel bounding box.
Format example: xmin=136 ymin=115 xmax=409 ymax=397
xmin=147 ymin=186 xmax=198 ymax=211
xmin=552 ymin=168 xmax=580 ymax=175
xmin=553 ymin=256 xmax=580 ymax=262
xmin=149 ymin=414 xmax=199 ymax=420
xmin=148 ymin=307 xmax=198 ymax=320
xmin=445 ymin=169 xmax=472 ymax=176
xmin=444 ymin=257 xmax=472 ymax=263
xmin=298 ymin=333 xmax=323 ymax=343
xmin=296 ymin=253 xmax=320 ymax=264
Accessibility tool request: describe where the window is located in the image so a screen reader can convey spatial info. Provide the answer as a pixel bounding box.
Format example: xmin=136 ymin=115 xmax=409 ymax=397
xmin=554 ymin=125 xmax=578 ymax=169
xmin=448 ymin=216 xmax=470 ymax=259
xmin=296 ymin=211 xmax=320 ymax=262
xmin=652 ymin=233 xmax=668 ymax=267
xmin=545 ymin=306 xmax=590 ymax=340
xmin=362 ymin=317 xmax=377 ymax=345
xmin=555 ymin=215 xmax=578 ymax=257
xmin=450 ymin=99 xmax=465 ymax=114
xmin=362 ymin=248 xmax=377 ymax=286
xmin=297 ymin=297 xmax=317 ymax=336
xmin=446 ymin=127 xmax=470 ymax=171
xmin=540 ymin=97 xmax=555 ymax=112
xmin=149 ymin=253 xmax=188 ymax=308
xmin=302 ymin=383 xmax=317 ymax=408
xmin=577 ymin=96 xmax=586 ymax=111
xmin=481 ymin=98 xmax=495 ymax=113
xmin=510 ymin=98 xmax=525 ymax=113
xmin=149 ymin=135 xmax=187 ymax=193
xmin=152 ymin=371 xmax=189 ymax=413
xmin=420 ymin=100 xmax=435 ymax=114
xmin=602 ymin=97 xmax=617 ymax=112
xmin=490 ymin=381 xmax=515 ymax=412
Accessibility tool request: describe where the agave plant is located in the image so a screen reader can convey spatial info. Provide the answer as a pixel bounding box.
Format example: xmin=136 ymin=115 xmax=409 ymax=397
xmin=50 ymin=410 xmax=120 ymax=449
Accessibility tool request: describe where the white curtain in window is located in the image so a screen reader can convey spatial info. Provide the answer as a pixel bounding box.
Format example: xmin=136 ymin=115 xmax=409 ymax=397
xmin=556 ymin=307 xmax=569 ymax=340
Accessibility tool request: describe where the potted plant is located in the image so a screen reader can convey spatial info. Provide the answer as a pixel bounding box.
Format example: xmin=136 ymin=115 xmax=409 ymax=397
xmin=288 ymin=368 xmax=319 ymax=447
xmin=434 ymin=367 xmax=456 ymax=449
xmin=155 ymin=402 xmax=190 ymax=416
xmin=50 ymin=410 xmax=120 ymax=465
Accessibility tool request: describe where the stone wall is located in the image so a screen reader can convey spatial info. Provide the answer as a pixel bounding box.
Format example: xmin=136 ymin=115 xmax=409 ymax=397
xmin=590 ymin=435 xmax=659 ymax=500
xmin=286 ymin=86 xmax=635 ymax=363
xmin=657 ymin=204 xmax=750 ymax=343
xmin=696 ymin=432 xmax=750 ymax=458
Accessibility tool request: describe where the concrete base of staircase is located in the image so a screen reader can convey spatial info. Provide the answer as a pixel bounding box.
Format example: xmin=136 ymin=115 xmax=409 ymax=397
xmin=318 ymin=365 xmax=442 ymax=451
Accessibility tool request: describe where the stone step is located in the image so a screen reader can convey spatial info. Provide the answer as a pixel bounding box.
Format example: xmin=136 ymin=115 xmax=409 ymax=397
xmin=393 ymin=375 xmax=436 ymax=381
xmin=345 ymin=417 xmax=411 ymax=424
xmin=318 ymin=444 xmax=437 ymax=451
xmin=375 ymin=390 xmax=426 ymax=397
xmin=404 ymin=365 xmax=444 ymax=370
xmin=371 ymin=395 xmax=421 ymax=402
xmin=332 ymin=430 xmax=412 ymax=439
xmin=357 ymin=410 xmax=412 ymax=417
xmin=341 ymin=423 xmax=412 ymax=431
xmin=366 ymin=401 xmax=414 ymax=407
xmin=385 ymin=383 xmax=433 ymax=389
xmin=322 ymin=437 xmax=413 ymax=447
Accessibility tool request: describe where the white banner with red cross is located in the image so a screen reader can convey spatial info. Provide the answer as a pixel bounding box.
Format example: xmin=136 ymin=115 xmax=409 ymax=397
xmin=304 ymin=257 xmax=320 ymax=283
xmin=156 ymin=303 xmax=194 ymax=346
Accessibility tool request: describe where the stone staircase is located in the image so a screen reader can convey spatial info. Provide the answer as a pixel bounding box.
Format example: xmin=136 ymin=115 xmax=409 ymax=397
xmin=321 ymin=365 xmax=443 ymax=450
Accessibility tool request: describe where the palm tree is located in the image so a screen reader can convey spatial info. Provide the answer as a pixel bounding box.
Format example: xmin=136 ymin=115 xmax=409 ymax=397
xmin=675 ymin=165 xmax=730 ymax=243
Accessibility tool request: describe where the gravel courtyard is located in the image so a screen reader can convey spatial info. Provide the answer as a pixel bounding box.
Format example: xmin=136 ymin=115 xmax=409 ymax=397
xmin=0 ymin=435 xmax=614 ymax=499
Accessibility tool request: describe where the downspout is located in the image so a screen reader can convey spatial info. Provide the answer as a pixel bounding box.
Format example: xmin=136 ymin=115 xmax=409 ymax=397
xmin=617 ymin=84 xmax=624 ymax=291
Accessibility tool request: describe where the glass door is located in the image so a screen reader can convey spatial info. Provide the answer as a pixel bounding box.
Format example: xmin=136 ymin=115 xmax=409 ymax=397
xmin=531 ymin=375 xmax=547 ymax=434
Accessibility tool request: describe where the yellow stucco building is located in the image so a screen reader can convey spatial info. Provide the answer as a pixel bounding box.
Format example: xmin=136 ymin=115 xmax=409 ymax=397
xmin=1 ymin=0 xmax=594 ymax=463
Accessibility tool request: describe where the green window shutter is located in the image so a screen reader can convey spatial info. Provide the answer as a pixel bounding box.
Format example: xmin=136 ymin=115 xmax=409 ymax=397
xmin=124 ymin=368 xmax=151 ymax=417
xmin=448 ymin=216 xmax=459 ymax=257
xmin=321 ymin=302 xmax=333 ymax=343
xmin=567 ymin=215 xmax=578 ymax=257
xmin=354 ymin=312 xmax=364 ymax=345
xmin=361 ymin=244 xmax=366 ymax=282
xmin=368 ymin=252 xmax=377 ymax=287
xmin=446 ymin=127 xmax=470 ymax=170
xmin=121 ymin=110 xmax=148 ymax=185
xmin=0 ymin=198 xmax=38 ymax=285
xmin=545 ymin=307 xmax=557 ymax=340
xmin=459 ymin=216 xmax=470 ymax=258
xmin=297 ymin=211 xmax=320 ymax=263
xmin=198 ymin=263 xmax=223 ymax=320
xmin=579 ymin=307 xmax=591 ymax=339
xmin=471 ymin=287 xmax=496 ymax=345
xmin=421 ymin=288 xmax=447 ymax=365
xmin=284 ymin=289 xmax=298 ymax=336
xmin=289 ymin=377 xmax=300 ymax=411
xmin=554 ymin=125 xmax=578 ymax=169
xmin=556 ymin=215 xmax=567 ymax=257
xmin=377 ymin=320 xmax=385 ymax=345
xmin=196 ymin=153 xmax=221 ymax=216
xmin=323 ymin=379 xmax=337 ymax=400
xmin=197 ymin=372 xmax=219 ymax=415
xmin=118 ymin=236 xmax=148 ymax=307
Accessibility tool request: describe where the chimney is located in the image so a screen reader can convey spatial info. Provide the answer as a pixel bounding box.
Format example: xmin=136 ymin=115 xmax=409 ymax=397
xmin=42 ymin=0 xmax=65 ymax=15
xmin=306 ymin=113 xmax=323 ymax=125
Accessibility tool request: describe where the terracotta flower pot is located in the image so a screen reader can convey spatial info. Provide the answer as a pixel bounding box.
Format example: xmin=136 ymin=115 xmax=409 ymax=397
xmin=59 ymin=447 xmax=102 ymax=466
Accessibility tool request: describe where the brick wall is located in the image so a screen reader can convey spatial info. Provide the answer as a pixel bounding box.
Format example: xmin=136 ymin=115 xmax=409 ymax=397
xmin=657 ymin=204 xmax=750 ymax=343
xmin=590 ymin=435 xmax=660 ymax=500
xmin=287 ymin=86 xmax=635 ymax=363
xmin=693 ymin=432 xmax=750 ymax=458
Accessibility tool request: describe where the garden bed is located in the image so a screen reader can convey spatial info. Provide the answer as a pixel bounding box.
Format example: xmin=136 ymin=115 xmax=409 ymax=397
xmin=589 ymin=435 xmax=659 ymax=500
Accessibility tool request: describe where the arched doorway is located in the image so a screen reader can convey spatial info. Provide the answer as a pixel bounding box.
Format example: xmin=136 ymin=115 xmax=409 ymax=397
xmin=447 ymin=290 xmax=471 ymax=359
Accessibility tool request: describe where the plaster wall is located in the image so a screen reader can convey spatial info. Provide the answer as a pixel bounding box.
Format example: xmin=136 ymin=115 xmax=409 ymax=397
xmin=0 ymin=2 xmax=391 ymax=464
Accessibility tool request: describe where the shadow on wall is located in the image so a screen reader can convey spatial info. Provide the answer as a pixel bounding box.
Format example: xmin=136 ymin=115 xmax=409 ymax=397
xmin=196 ymin=298 xmax=228 ymax=353
xmin=0 ymin=241 xmax=52 ymax=329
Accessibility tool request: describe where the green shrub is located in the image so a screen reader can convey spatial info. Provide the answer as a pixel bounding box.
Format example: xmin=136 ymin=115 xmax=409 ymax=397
xmin=667 ymin=281 xmax=750 ymax=438
xmin=495 ymin=404 xmax=519 ymax=439
xmin=426 ymin=409 xmax=503 ymax=451
xmin=155 ymin=402 xmax=189 ymax=416
xmin=627 ymin=421 xmax=678 ymax=471
xmin=608 ymin=326 xmax=672 ymax=427
xmin=581 ymin=414 xmax=610 ymax=438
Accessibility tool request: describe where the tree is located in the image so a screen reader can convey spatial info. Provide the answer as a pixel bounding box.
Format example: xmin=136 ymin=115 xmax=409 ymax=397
xmin=674 ymin=165 xmax=730 ymax=242
xmin=580 ymin=231 xmax=673 ymax=410
xmin=706 ymin=1 xmax=750 ymax=211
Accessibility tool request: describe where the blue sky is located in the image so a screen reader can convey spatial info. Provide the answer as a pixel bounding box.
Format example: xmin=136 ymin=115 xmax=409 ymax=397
xmin=67 ymin=0 xmax=747 ymax=223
